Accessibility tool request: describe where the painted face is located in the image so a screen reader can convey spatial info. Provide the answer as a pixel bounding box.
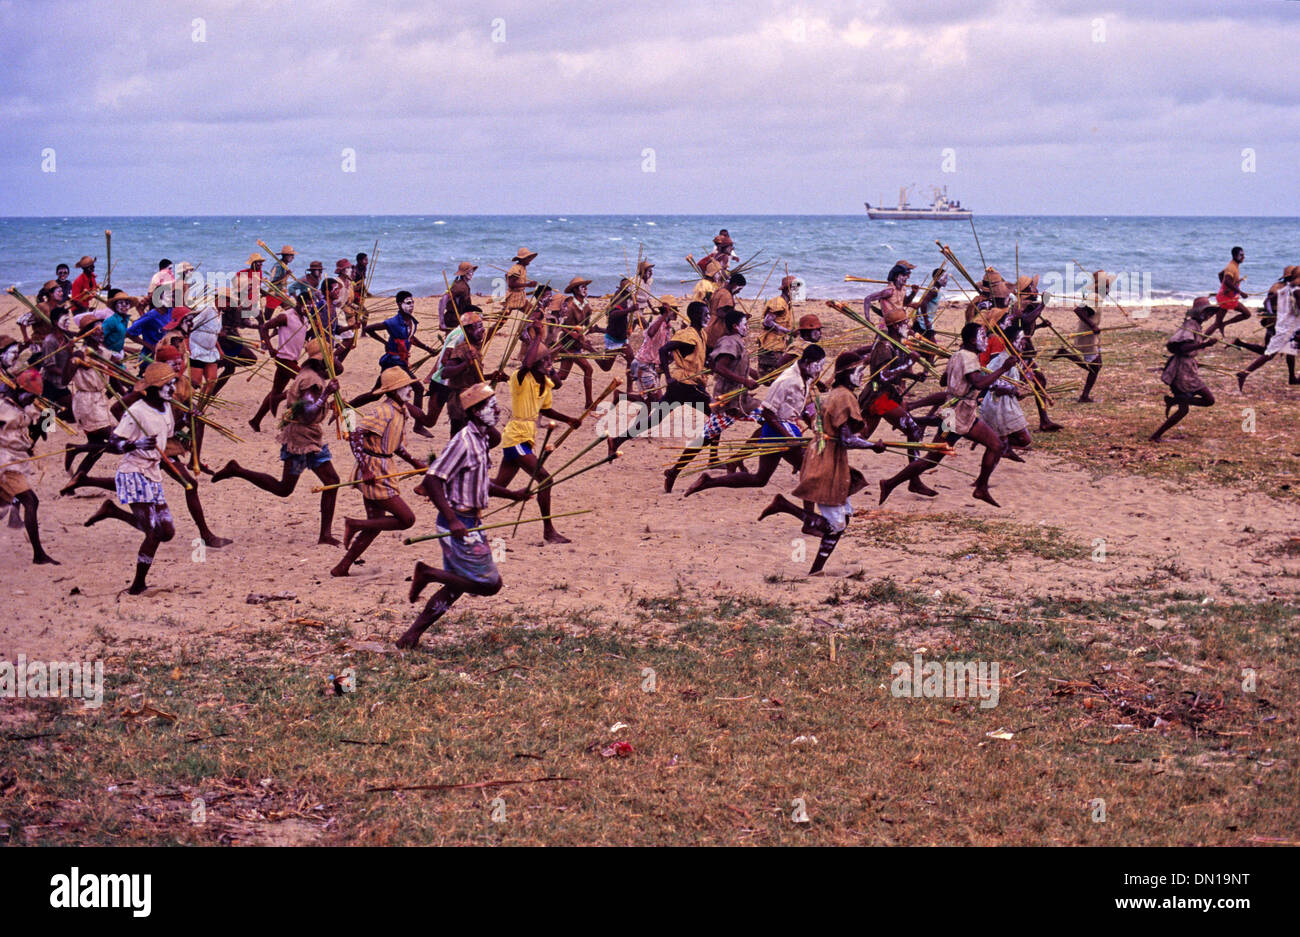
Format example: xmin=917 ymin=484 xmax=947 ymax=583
xmin=850 ymin=363 xmax=867 ymax=389
xmin=160 ymin=379 xmax=178 ymax=400
xmin=480 ymin=398 xmax=502 ymax=427
xmin=396 ymin=385 xmax=414 ymax=404
xmin=806 ymin=329 xmax=822 ymax=342
xmin=468 ymin=323 xmax=485 ymax=345
xmin=736 ymin=318 xmax=750 ymax=337
xmin=400 ymin=297 xmax=415 ymax=315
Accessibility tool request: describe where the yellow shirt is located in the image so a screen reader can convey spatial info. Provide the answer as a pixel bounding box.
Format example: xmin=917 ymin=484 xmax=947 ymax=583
xmin=501 ymin=371 xmax=554 ymax=449
xmin=759 ymin=296 xmax=793 ymax=353
xmin=667 ymin=326 xmax=706 ymax=386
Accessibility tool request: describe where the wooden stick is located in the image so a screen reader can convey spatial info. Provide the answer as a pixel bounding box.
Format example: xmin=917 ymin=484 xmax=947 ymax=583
xmin=509 ymin=420 xmax=557 ymax=536
xmin=404 ymin=508 xmax=593 ymax=545
xmin=311 ymin=466 xmax=423 ymax=493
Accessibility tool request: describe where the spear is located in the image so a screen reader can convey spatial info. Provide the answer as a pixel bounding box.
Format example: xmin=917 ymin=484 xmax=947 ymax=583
xmin=105 ymin=230 xmax=112 ymax=291
xmin=551 ymin=377 xmax=620 ymax=450
xmin=0 ymin=447 xmax=78 ymax=471
xmin=311 ymin=466 xmax=424 ymax=493
xmin=404 ymin=508 xmax=594 ymax=545
xmin=481 ymin=435 xmax=607 ymax=520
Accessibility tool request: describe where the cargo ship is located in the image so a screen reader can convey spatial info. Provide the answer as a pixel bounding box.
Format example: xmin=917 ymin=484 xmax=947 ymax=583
xmin=865 ymin=185 xmax=972 ymax=220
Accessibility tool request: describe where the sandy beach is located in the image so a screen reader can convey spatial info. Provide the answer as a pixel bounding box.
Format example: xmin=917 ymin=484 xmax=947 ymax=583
xmin=3 ymin=295 xmax=1297 ymax=664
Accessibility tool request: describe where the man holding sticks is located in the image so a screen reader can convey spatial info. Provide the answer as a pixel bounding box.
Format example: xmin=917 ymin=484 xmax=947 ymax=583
xmin=0 ymin=368 xmax=60 ymax=565
xmin=1236 ymin=266 xmax=1300 ymax=391
xmin=249 ymin=292 xmax=309 ymax=432
xmin=330 ymin=367 xmax=428 ymax=577
xmin=685 ymin=343 xmax=826 ymax=499
xmin=1151 ymin=297 xmax=1218 ymax=443
xmin=1050 ymin=269 xmax=1112 ymax=403
xmin=396 ymin=383 xmax=532 ymax=650
xmin=758 ymin=351 xmax=885 ymax=576
xmin=494 ymin=333 xmax=582 ymax=544
xmin=880 ymin=322 xmax=1015 ymax=508
xmin=212 ymin=339 xmax=343 ymax=545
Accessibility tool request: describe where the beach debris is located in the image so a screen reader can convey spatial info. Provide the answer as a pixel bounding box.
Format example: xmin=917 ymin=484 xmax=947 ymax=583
xmin=791 ymin=735 xmax=818 ymax=746
xmin=985 ymin=728 xmax=1015 ymax=741
xmin=600 ymin=741 xmax=634 ymax=758
xmin=608 ymin=722 xmax=629 ymax=734
xmin=245 ymin=591 xmax=296 ymax=605
xmin=121 ymin=703 xmax=177 ymax=723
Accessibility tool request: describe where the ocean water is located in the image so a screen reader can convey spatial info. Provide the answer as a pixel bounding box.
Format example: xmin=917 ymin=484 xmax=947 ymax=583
xmin=2 ymin=215 xmax=1296 ymax=305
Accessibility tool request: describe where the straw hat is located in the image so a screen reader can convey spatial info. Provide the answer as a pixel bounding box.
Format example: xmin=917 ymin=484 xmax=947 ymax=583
xmin=308 ymin=260 xmax=324 ymax=271
xmin=1015 ymin=275 xmax=1040 ymax=293
xmin=304 ymin=338 xmax=325 ymax=360
xmin=833 ymin=351 xmax=864 ymax=377
xmin=335 ymin=259 xmax=352 ymax=272
xmin=798 ymin=314 xmax=822 ymax=330
xmin=637 ymin=260 xmax=655 ymax=276
xmin=657 ymin=295 xmax=680 ymax=310
xmin=564 ymin=276 xmax=592 ymax=295
xmin=280 ymin=245 xmax=296 ymax=256
xmin=514 ymin=247 xmax=538 ymax=263
xmin=1283 ymin=265 xmax=1298 ymax=281
xmin=140 ymin=362 xmax=177 ymax=389
xmin=982 ymin=267 xmax=1004 ymax=285
xmin=376 ymin=367 xmax=416 ymax=395
xmin=41 ymin=279 xmax=61 ymax=294
xmin=456 ymin=261 xmax=478 ymax=276
xmin=780 ymin=275 xmax=797 ymax=291
xmin=75 ymin=256 xmax=95 ymax=269
xmin=247 ymin=253 xmax=263 ymax=265
xmin=459 ymin=382 xmax=495 ymax=411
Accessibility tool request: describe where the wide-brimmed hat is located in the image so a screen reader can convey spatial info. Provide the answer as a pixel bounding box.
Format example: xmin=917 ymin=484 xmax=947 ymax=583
xmin=140 ymin=362 xmax=178 ymax=388
xmin=713 ymin=234 xmax=733 ymax=248
xmin=75 ymin=256 xmax=95 ymax=269
xmin=1284 ymin=265 xmax=1299 ymax=281
xmin=637 ymin=260 xmax=655 ymax=276
xmin=376 ymin=367 xmax=417 ymax=395
xmin=247 ymin=253 xmax=264 ymax=265
xmin=780 ymin=275 xmax=797 ymax=291
xmin=308 ymin=260 xmax=324 ymax=271
xmin=798 ymin=314 xmax=822 ymax=330
xmin=514 ymin=247 xmax=538 ymax=262
xmin=460 ymin=382 xmax=495 ymax=410
xmin=564 ymin=276 xmax=592 ymax=295
xmin=1015 ymin=275 xmax=1040 ymax=293
xmin=280 ymin=245 xmax=296 ymax=256
xmin=656 ymin=295 xmax=680 ymax=310
xmin=982 ymin=267 xmax=1004 ymax=285
xmin=833 ymin=350 xmax=864 ymax=377
xmin=456 ymin=261 xmax=478 ymax=276
xmin=41 ymin=279 xmax=61 ymax=293
xmin=336 ymin=259 xmax=352 ymax=272
xmin=106 ymin=288 xmax=134 ymax=306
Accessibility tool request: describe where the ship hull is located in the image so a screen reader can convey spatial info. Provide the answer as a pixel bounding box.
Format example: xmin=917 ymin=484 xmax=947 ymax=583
xmin=865 ymin=206 xmax=972 ymax=221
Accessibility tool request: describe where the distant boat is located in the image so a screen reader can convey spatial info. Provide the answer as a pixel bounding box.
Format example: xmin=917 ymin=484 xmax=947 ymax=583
xmin=866 ymin=185 xmax=972 ymax=221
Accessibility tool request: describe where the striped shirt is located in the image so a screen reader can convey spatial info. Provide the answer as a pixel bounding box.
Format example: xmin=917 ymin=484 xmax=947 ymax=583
xmin=351 ymin=398 xmax=406 ymax=500
xmin=429 ymin=420 xmax=493 ymax=515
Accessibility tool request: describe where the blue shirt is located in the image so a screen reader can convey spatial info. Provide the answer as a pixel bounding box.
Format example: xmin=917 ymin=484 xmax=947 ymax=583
xmin=102 ymin=310 xmax=130 ymax=353
xmin=126 ymin=308 xmax=171 ymax=349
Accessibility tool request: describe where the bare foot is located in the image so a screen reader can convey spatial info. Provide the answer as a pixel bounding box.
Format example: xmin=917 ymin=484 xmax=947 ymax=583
xmin=318 ymin=534 xmax=341 ymax=546
xmin=247 ymin=419 xmax=261 ymax=433
xmin=409 ymin=561 xmax=436 ymax=602
xmin=33 ymin=553 xmax=60 ymax=566
xmin=127 ymin=581 xmax=149 ymax=595
xmin=663 ymin=469 xmax=678 ymax=493
xmin=395 ymin=628 xmax=422 ymax=650
xmin=211 ymin=460 xmax=238 ymax=483
xmin=879 ymin=478 xmax=900 ymax=505
xmin=684 ymin=474 xmax=712 ymax=497
xmin=342 ymin=518 xmax=358 ymax=548
xmin=329 ymin=563 xmax=350 ymax=577
xmin=202 ymin=534 xmax=233 ymax=548
xmin=1003 ymin=448 xmax=1025 ymax=463
xmin=1038 ymin=420 xmax=1063 ymax=432
xmin=84 ymin=497 xmax=115 ymax=527
xmin=758 ymin=494 xmax=783 ymax=521
xmin=972 ymin=487 xmax=1001 ymax=507
xmin=1077 ymin=396 xmax=1093 ymax=404
xmin=544 ymin=530 xmax=572 ymax=545
xmin=59 ymin=471 xmax=86 ymax=496
xmin=907 ymin=479 xmax=939 ymax=497
xmin=1236 ymin=372 xmax=1247 ymax=393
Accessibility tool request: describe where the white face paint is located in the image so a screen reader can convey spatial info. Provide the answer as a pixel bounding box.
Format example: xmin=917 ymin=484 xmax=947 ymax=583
xmin=480 ymin=398 xmax=502 ymax=427
xmin=396 ymin=385 xmax=414 ymax=403
xmin=850 ymin=364 xmax=867 ymax=389
xmin=736 ymin=319 xmax=750 ymax=337
xmin=400 ymin=299 xmax=415 ymax=315
xmin=160 ymin=380 xmax=177 ymax=400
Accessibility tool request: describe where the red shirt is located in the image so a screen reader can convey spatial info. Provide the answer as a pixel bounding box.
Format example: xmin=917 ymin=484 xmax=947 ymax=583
xmin=70 ymin=272 xmax=98 ymax=312
xmin=979 ymin=333 xmax=1005 ymax=367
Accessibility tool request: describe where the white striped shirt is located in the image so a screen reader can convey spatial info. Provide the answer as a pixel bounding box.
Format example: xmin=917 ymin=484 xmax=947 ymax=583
xmin=429 ymin=420 xmax=492 ymax=515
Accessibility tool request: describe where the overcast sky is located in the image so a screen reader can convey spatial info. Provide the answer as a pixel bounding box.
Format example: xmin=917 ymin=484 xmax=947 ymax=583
xmin=1 ymin=0 xmax=1296 ymax=215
